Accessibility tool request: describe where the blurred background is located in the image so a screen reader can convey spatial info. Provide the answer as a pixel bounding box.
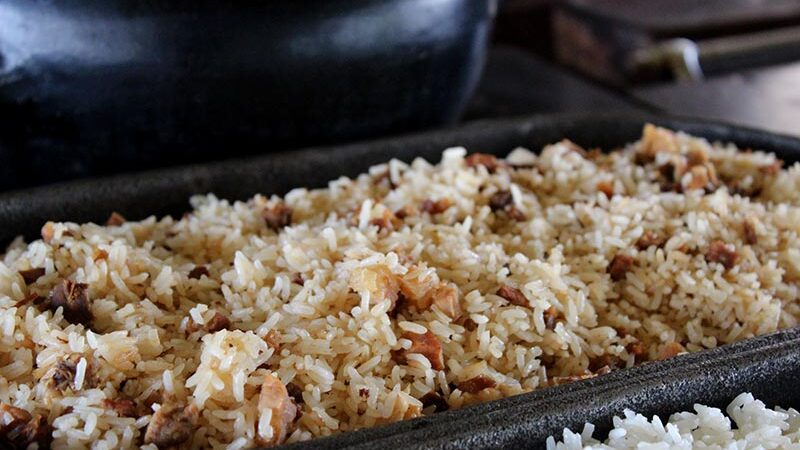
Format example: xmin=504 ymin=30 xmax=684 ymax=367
xmin=1 ymin=0 xmax=799 ymax=192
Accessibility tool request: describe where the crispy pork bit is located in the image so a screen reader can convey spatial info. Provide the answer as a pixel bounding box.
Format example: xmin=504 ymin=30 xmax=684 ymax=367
xmin=0 ymin=404 xmax=52 ymax=450
xmin=349 ymin=264 xmax=400 ymax=309
xmin=18 ymin=268 xmax=45 ymax=285
xmin=596 ymin=181 xmax=614 ymax=198
xmin=93 ymin=249 xmax=109 ymax=261
xmin=263 ymin=202 xmax=293 ymax=231
xmin=420 ymin=392 xmax=449 ymax=412
xmin=144 ymin=402 xmax=199 ymax=449
xmin=743 ymin=219 xmax=758 ymax=245
xmin=286 ymin=383 xmax=304 ymax=405
xmin=205 ymin=312 xmax=231 ymax=333
xmin=465 ymin=153 xmax=501 ymax=172
xmin=684 ymin=165 xmax=716 ymax=191
xmin=627 ymin=341 xmax=646 ymax=362
xmin=760 ymin=160 xmax=783 ymax=175
xmin=14 ymin=293 xmax=41 ymax=309
xmin=544 ymin=306 xmax=558 ymax=330
xmin=607 ymin=254 xmax=634 ymax=282
xmin=496 ymin=284 xmax=530 ymax=308
xmin=421 ymin=198 xmax=452 ymax=215
xmin=659 ymin=342 xmax=686 ymax=360
xmin=45 ymin=353 xmax=85 ymax=392
xmin=45 ymin=280 xmax=92 ymax=326
xmin=103 ymin=397 xmax=138 ymax=418
xmin=257 ymin=373 xmax=299 ymax=447
xmin=686 ymin=148 xmax=709 ymax=167
xmin=506 ymin=206 xmax=527 ymax=221
xmin=432 ymin=284 xmax=461 ymax=320
xmin=41 ymin=222 xmax=56 ymax=243
xmin=394 ymin=204 xmax=418 ymax=219
xmin=393 ymin=330 xmax=445 ymax=371
xmin=488 ymin=190 xmax=513 ymax=211
xmin=636 ymin=231 xmax=666 ymax=250
xmin=705 ymin=240 xmax=739 ymax=270
xmin=106 ymin=212 xmax=126 ymax=226
xmin=636 ymin=124 xmax=679 ymax=164
xmin=264 ymin=330 xmax=281 ymax=352
xmin=188 ymin=266 xmax=209 ymax=280
xmin=457 ymin=375 xmax=496 ymax=394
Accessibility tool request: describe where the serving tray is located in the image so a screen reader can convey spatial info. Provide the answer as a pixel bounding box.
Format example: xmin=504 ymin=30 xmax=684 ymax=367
xmin=2 ymin=113 xmax=799 ymax=448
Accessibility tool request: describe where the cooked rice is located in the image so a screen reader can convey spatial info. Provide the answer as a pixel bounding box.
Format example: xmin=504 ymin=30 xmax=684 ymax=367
xmin=548 ymin=392 xmax=800 ymax=449
xmin=2 ymin=124 xmax=800 ymax=448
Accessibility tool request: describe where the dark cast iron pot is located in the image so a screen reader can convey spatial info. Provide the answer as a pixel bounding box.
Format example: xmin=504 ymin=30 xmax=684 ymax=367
xmin=0 ymin=0 xmax=495 ymax=190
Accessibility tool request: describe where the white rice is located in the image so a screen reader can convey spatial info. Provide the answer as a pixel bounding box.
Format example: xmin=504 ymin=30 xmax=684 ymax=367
xmin=548 ymin=393 xmax=800 ymax=449
xmin=1 ymin=124 xmax=799 ymax=448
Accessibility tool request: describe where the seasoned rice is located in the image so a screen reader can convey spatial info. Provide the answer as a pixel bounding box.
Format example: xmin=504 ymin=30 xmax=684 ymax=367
xmin=2 ymin=124 xmax=800 ymax=449
xmin=548 ymin=392 xmax=800 ymax=449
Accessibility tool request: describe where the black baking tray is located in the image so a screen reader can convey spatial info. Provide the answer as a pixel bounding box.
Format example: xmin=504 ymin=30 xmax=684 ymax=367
xmin=2 ymin=113 xmax=800 ymax=448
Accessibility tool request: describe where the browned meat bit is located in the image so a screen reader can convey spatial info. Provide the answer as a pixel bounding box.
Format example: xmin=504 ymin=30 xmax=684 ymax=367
xmin=596 ymin=181 xmax=614 ymax=198
xmin=103 ymin=397 xmax=138 ymax=418
xmin=264 ymin=329 xmax=281 ymax=352
xmin=0 ymin=404 xmax=52 ymax=450
xmin=92 ymin=249 xmax=109 ymax=261
xmin=742 ymin=219 xmax=758 ymax=245
xmin=636 ymin=231 xmax=666 ymax=250
xmin=44 ymin=353 xmax=88 ymax=392
xmin=636 ymin=124 xmax=679 ymax=164
xmin=205 ymin=312 xmax=231 ymax=333
xmin=18 ymin=268 xmax=45 ymax=285
xmin=421 ymin=198 xmax=452 ymax=215
xmin=506 ymin=206 xmax=527 ymax=221
xmin=431 ymin=284 xmax=461 ymax=320
xmin=369 ymin=208 xmax=400 ymax=232
xmin=462 ymin=318 xmax=478 ymax=332
xmin=371 ymin=170 xmax=397 ymax=188
xmin=760 ymin=159 xmax=783 ymax=175
xmin=106 ymin=212 xmax=126 ymax=226
xmin=488 ymin=190 xmax=513 ymax=211
xmin=686 ymin=148 xmax=709 ymax=167
xmin=257 ymin=373 xmax=299 ymax=447
xmin=358 ymin=388 xmax=370 ymax=399
xmin=286 ymin=382 xmax=304 ymax=405
xmin=496 ymin=284 xmax=530 ymax=308
xmin=420 ymin=392 xmax=449 ymax=412
xmin=684 ymin=165 xmax=717 ymax=191
xmin=705 ymin=240 xmax=739 ymax=270
xmin=588 ymin=354 xmax=619 ymax=372
xmin=394 ymin=204 xmax=418 ymax=219
xmin=263 ymin=202 xmax=293 ymax=231
xmin=41 ymin=222 xmax=56 ymax=243
xmin=188 ymin=266 xmax=209 ymax=280
xmin=626 ymin=341 xmax=646 ymax=361
xmin=659 ymin=341 xmax=686 ymax=360
xmin=465 ymin=153 xmax=501 ymax=172
xmin=487 ymin=190 xmax=526 ymax=221
xmin=393 ymin=330 xmax=445 ymax=371
xmin=350 ymin=264 xmax=400 ymax=309
xmin=45 ymin=280 xmax=92 ymax=326
xmin=291 ymin=272 xmax=304 ymax=286
xmin=457 ymin=375 xmax=496 ymax=394
xmin=543 ymin=306 xmax=558 ymax=330
xmin=144 ymin=401 xmax=199 ymax=449
xmin=14 ymin=292 xmax=41 ymax=309
xmin=607 ymin=253 xmax=634 ymax=282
